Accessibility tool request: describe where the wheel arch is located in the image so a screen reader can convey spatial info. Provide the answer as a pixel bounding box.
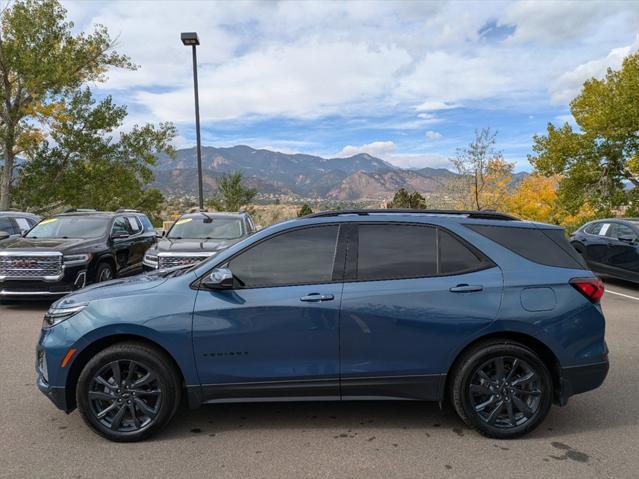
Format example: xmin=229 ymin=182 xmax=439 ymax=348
xmin=444 ymin=331 xmax=562 ymax=405
xmin=64 ymin=334 xmax=186 ymax=412
xmin=89 ymin=254 xmax=116 ymax=281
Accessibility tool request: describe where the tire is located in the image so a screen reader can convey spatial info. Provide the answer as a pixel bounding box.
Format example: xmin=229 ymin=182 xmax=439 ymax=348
xmin=95 ymin=261 xmax=114 ymax=283
xmin=451 ymin=340 xmax=553 ymax=439
xmin=76 ymin=342 xmax=181 ymax=442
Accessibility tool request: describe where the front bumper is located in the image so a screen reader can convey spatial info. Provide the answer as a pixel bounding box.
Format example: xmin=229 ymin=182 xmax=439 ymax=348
xmin=0 ymin=266 xmax=87 ymax=299
xmin=37 ymin=375 xmax=70 ymax=412
xmin=558 ymin=359 xmax=609 ymax=405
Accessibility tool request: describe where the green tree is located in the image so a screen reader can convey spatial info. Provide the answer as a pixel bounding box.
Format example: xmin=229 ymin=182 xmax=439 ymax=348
xmin=0 ymin=0 xmax=135 ymax=209
xmin=207 ymin=171 xmax=257 ymax=212
xmin=12 ymin=88 xmax=176 ymax=223
xmin=449 ymin=128 xmax=514 ymax=211
xmin=297 ymin=203 xmax=313 ymax=216
xmin=530 ymin=52 xmax=639 ymax=215
xmin=387 ymin=188 xmax=427 ymax=209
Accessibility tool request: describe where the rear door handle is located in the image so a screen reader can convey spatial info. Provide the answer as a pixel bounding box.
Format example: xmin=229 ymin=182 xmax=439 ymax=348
xmin=449 ymin=284 xmax=483 ymax=293
xmin=300 ymin=293 xmax=335 ymax=302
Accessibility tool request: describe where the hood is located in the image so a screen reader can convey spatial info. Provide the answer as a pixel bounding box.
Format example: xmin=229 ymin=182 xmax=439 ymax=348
xmin=0 ymin=236 xmax=101 ymax=254
xmin=150 ymin=237 xmax=240 ymax=254
xmin=55 ymin=270 xmax=174 ymax=305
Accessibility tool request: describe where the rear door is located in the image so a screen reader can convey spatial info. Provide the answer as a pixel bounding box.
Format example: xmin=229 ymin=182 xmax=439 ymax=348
xmin=605 ymin=223 xmax=639 ymax=282
xmin=339 ymin=223 xmax=503 ymax=401
xmin=585 ymin=222 xmax=612 ymax=272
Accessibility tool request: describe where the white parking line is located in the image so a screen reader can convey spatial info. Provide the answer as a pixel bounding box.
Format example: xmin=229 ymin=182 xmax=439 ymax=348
xmin=606 ymin=289 xmax=639 ymax=301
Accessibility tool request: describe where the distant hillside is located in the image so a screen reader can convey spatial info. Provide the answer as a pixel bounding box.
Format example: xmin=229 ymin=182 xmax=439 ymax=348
xmin=151 ymin=145 xmax=526 ymax=201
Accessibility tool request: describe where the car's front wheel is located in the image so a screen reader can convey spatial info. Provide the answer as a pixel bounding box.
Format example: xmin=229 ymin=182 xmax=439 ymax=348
xmin=76 ymin=342 xmax=181 ymax=442
xmin=451 ymin=340 xmax=553 ymax=439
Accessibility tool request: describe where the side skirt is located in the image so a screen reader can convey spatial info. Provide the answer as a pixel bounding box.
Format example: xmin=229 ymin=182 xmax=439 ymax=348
xmin=186 ymin=374 xmax=447 ymax=408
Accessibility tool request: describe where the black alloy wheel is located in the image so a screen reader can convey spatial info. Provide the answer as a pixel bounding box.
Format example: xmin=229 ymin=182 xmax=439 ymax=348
xmin=452 ymin=340 xmax=553 ymax=439
xmin=88 ymin=360 xmax=162 ymax=432
xmin=77 ymin=342 xmax=180 ymax=442
xmin=96 ymin=262 xmax=114 ymax=282
xmin=468 ymin=356 xmax=542 ymax=428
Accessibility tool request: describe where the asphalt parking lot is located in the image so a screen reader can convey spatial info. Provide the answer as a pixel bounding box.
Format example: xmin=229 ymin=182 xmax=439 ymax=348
xmin=1 ymin=279 xmax=638 ymax=479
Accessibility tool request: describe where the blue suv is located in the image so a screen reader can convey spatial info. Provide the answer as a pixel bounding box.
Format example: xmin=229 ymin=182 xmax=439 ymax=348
xmin=36 ymin=209 xmax=609 ymax=441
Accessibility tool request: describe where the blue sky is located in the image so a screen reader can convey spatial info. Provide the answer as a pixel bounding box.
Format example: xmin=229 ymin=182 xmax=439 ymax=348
xmin=64 ymin=0 xmax=639 ymax=171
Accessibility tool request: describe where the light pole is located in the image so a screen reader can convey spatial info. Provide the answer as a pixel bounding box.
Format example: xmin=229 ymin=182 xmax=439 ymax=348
xmin=181 ymin=32 xmax=204 ymax=210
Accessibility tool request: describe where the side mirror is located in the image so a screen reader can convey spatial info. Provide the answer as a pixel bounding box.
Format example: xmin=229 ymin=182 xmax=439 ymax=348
xmin=202 ymin=267 xmax=234 ymax=290
xmin=0 ymin=231 xmax=10 ymax=240
xmin=618 ymin=235 xmax=636 ymax=244
xmin=111 ymin=231 xmax=130 ymax=239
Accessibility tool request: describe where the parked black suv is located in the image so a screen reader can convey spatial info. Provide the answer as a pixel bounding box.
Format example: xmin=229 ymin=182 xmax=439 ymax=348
xmin=143 ymin=211 xmax=255 ymax=270
xmin=0 ymin=211 xmax=41 ymax=239
xmin=0 ymin=209 xmax=157 ymax=300
xmin=570 ymin=218 xmax=639 ymax=284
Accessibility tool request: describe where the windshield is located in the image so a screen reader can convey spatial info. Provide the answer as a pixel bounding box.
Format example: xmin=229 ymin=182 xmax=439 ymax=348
xmin=167 ymin=216 xmax=243 ymax=240
xmin=26 ymin=216 xmax=110 ymax=239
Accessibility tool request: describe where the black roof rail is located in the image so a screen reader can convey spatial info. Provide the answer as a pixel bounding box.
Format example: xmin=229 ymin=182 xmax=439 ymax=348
xmin=62 ymin=208 xmax=98 ymax=213
xmin=115 ymin=208 xmax=141 ymax=213
xmin=304 ymin=209 xmax=519 ymax=221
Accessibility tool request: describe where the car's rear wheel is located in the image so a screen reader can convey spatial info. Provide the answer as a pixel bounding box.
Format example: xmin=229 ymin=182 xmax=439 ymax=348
xmin=451 ymin=340 xmax=553 ymax=439
xmin=76 ymin=342 xmax=181 ymax=442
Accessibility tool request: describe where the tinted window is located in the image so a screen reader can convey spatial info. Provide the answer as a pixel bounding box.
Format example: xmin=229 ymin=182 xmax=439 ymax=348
xmin=229 ymin=225 xmax=339 ymax=287
xmin=0 ymin=217 xmax=17 ymax=235
xmin=467 ymin=224 xmax=586 ymax=269
xmin=139 ymin=215 xmax=154 ymax=233
xmin=439 ymin=229 xmax=488 ymax=274
xmin=614 ymin=223 xmax=637 ymax=240
xmin=14 ymin=217 xmax=32 ymax=232
xmin=584 ymin=222 xmax=602 ymax=235
xmin=357 ymin=224 xmax=437 ymax=280
xmin=112 ymin=217 xmax=132 ymax=235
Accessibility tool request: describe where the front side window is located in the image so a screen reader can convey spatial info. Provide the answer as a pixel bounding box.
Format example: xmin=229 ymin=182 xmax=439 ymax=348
xmin=168 ymin=216 xmax=244 ymax=240
xmin=228 ymin=225 xmax=339 ymax=288
xmin=357 ymin=224 xmax=438 ymax=281
xmin=27 ymin=216 xmax=110 ymax=239
xmin=613 ymin=223 xmax=637 ymax=241
xmin=111 ymin=217 xmax=132 ymax=235
xmin=0 ymin=217 xmax=17 ymax=235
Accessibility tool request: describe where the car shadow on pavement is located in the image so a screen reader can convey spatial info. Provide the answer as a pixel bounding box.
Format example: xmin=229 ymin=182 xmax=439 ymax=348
xmin=0 ymin=300 xmax=53 ymax=312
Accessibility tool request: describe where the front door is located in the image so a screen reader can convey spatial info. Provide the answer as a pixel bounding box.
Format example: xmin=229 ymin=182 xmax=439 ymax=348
xmin=193 ymin=224 xmax=345 ymax=402
xmin=339 ymin=223 xmax=503 ymax=401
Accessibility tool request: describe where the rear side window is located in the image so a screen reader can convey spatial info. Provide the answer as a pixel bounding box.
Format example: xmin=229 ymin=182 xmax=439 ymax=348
xmin=139 ymin=215 xmax=154 ymax=232
xmin=467 ymin=224 xmax=586 ymax=269
xmin=357 ymin=224 xmax=437 ymax=280
xmin=0 ymin=217 xmax=18 ymax=235
xmin=228 ymin=225 xmax=339 ymax=287
xmin=583 ymin=222 xmax=602 ymax=235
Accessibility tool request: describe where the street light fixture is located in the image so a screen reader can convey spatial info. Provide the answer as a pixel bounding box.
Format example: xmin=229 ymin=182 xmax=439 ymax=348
xmin=181 ymin=32 xmax=204 ymax=209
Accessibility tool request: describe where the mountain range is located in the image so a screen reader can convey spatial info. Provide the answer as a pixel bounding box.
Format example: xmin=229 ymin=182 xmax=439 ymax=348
xmin=151 ymin=145 xmax=524 ymax=201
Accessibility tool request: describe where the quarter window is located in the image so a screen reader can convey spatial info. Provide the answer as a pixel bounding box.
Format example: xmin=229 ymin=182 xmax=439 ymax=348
xmin=228 ymin=225 xmax=339 ymax=288
xmin=439 ymin=229 xmax=488 ymax=274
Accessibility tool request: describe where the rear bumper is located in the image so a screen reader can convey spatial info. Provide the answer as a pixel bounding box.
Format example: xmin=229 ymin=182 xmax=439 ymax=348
xmin=558 ymin=359 xmax=609 ymax=405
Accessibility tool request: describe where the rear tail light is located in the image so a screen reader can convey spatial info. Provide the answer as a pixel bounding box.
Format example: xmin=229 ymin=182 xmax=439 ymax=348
xmin=570 ymin=277 xmax=604 ymax=303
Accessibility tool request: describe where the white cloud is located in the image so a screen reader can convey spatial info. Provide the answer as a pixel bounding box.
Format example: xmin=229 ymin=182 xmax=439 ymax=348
xmin=550 ymin=36 xmax=639 ymax=104
xmin=336 ymin=141 xmax=397 ymax=158
xmin=502 ymin=1 xmax=639 ymax=44
xmin=425 ymin=131 xmax=443 ymax=141
xmin=136 ymin=39 xmax=411 ymax=122
xmin=416 ymin=101 xmax=458 ymax=111
xmin=335 ymin=141 xmax=449 ymax=169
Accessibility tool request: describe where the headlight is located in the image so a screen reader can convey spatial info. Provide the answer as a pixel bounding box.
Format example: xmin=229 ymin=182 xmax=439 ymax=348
xmin=143 ymin=252 xmax=159 ymax=268
xmin=43 ymin=302 xmax=88 ymax=328
xmin=63 ymin=254 xmax=92 ymax=266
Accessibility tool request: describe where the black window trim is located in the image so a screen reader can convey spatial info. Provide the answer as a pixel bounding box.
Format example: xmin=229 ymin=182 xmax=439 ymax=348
xmin=344 ymin=221 xmax=496 ymax=284
xmin=193 ymin=223 xmax=347 ymax=290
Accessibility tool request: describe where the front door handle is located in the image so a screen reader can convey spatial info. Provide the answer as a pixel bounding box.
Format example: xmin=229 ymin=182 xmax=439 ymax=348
xmin=449 ymin=284 xmax=483 ymax=293
xmin=300 ymin=293 xmax=335 ymax=302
